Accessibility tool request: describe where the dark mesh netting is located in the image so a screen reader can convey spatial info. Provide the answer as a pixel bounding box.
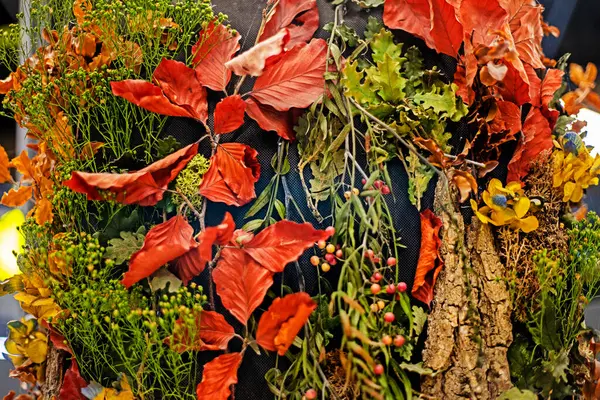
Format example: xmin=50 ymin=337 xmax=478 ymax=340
xmin=160 ymin=1 xmax=465 ymax=397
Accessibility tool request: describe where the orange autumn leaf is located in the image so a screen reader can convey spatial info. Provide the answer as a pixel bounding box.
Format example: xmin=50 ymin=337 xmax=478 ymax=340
xmin=170 ymin=310 xmax=236 ymax=352
xmin=196 ymin=353 xmax=242 ymax=400
xmin=259 ymin=0 xmax=319 ymax=50
xmin=34 ymin=198 xmax=53 ymax=226
xmin=213 ymin=95 xmax=247 ymax=135
xmin=0 ymin=145 xmax=12 ymax=184
xmin=10 ymin=151 xmax=35 ymax=182
xmin=256 ymin=292 xmax=316 ymax=355
xmin=1 ymin=186 xmax=32 ymax=207
xmin=570 ymin=62 xmax=597 ymax=90
xmin=412 ymin=209 xmax=444 ymax=307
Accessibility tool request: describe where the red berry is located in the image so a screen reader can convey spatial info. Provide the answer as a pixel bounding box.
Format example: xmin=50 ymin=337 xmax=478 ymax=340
xmin=381 ymin=185 xmax=391 ymax=195
xmin=330 ymin=259 xmax=338 ymax=266
xmin=305 ymin=389 xmax=317 ymax=400
xmin=374 ymin=180 xmax=384 ymax=189
xmin=364 ymin=249 xmax=374 ymax=259
xmin=384 ymin=312 xmax=395 ymax=323
xmin=325 ymin=253 xmax=335 ymax=264
xmin=335 ymin=249 xmax=343 ymax=258
xmin=361 ymin=178 xmax=367 ymax=185
xmin=372 ymin=257 xmax=381 ymax=263
xmin=386 ymin=257 xmax=397 ymax=266
xmin=386 ymin=284 xmax=396 ymax=294
xmin=317 ymin=240 xmax=327 ymax=249
xmin=373 ymin=364 xmax=384 ymax=375
xmin=325 ymin=226 xmax=335 ymax=236
xmin=382 ymin=335 xmax=392 ymax=345
xmin=397 ymin=282 xmax=407 ymax=293
xmin=310 ymin=256 xmax=320 ymax=266
xmin=372 ymin=272 xmax=383 ymax=282
xmin=394 ymin=335 xmax=405 ymax=347
xmin=371 ymin=284 xmax=381 ymax=294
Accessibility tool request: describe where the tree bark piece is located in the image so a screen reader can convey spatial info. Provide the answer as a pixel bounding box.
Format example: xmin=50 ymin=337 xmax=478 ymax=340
xmin=42 ymin=343 xmax=65 ymax=400
xmin=421 ymin=180 xmax=512 ymax=399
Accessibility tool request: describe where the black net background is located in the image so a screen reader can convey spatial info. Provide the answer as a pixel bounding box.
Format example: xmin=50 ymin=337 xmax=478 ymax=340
xmin=160 ymin=1 xmax=474 ymax=397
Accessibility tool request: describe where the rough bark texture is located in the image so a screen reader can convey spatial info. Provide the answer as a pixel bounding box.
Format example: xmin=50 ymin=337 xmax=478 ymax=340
xmin=42 ymin=344 xmax=65 ymax=400
xmin=421 ymin=180 xmax=513 ymax=399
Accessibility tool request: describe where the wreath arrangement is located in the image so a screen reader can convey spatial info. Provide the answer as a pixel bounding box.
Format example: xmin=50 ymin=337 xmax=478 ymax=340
xmin=0 ymin=0 xmax=599 ymax=399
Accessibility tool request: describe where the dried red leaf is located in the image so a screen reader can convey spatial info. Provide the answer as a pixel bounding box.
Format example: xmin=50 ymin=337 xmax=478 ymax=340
xmin=497 ymin=62 xmax=531 ymax=105
xmin=172 ymin=213 xmax=235 ymax=284
xmin=502 ymin=0 xmax=545 ymax=69
xmin=199 ymin=143 xmax=260 ymax=206
xmin=192 ymin=21 xmax=241 ymax=92
xmin=488 ymin=100 xmax=522 ymax=137
xmin=225 ymin=29 xmax=290 ymax=77
xmin=251 ymin=39 xmax=328 ymax=112
xmin=122 ymin=216 xmax=196 ymax=288
xmin=459 ymin=0 xmax=508 ymax=47
xmin=428 ymin=0 xmax=464 ymax=57
xmin=453 ymin=63 xmax=475 ymax=105
xmin=152 ymin=59 xmax=209 ymax=123
xmin=525 ymin=63 xmax=542 ymax=107
xmin=256 ymin=292 xmax=316 ymax=355
xmin=260 ymin=0 xmax=319 ymax=49
xmin=0 ymin=75 xmax=13 ymax=95
xmin=171 ymin=310 xmax=236 ymax=352
xmin=213 ymin=248 xmax=274 ymax=324
xmin=449 ymin=169 xmax=477 ymax=203
xmin=245 ymin=98 xmax=296 ymax=140
xmin=540 ymin=69 xmax=564 ymax=108
xmin=412 ymin=209 xmax=443 ymax=307
xmin=196 ymin=353 xmax=242 ymax=400
xmin=241 ymin=220 xmax=331 ymax=273
xmin=64 ymin=143 xmax=198 ymax=206
xmin=507 ymin=107 xmax=553 ymax=182
xmin=59 ymin=362 xmax=87 ymax=400
xmin=1 ymin=186 xmax=32 ymax=207
xmin=214 ymin=95 xmax=247 ymax=134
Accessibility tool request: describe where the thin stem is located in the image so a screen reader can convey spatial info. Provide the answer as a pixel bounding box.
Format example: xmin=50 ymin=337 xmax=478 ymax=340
xmin=444 ymin=153 xmax=487 ymax=168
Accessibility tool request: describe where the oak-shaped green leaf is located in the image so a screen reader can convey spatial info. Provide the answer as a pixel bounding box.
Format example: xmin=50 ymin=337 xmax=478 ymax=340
xmin=413 ymin=83 xmax=468 ymax=122
xmin=498 ymin=388 xmax=537 ymax=400
xmin=367 ymin=53 xmax=406 ymax=103
xmin=150 ymin=267 xmax=182 ymax=293
xmin=406 ymin=153 xmax=434 ymax=210
xmin=370 ymin=29 xmax=403 ymax=64
xmin=412 ymin=305 xmax=428 ymax=337
xmin=342 ymin=60 xmax=378 ymax=104
xmin=364 ymin=17 xmax=384 ymax=41
xmin=104 ymin=226 xmax=146 ymax=265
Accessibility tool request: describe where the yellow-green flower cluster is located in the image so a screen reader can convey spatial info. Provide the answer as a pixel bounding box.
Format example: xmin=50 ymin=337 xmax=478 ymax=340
xmin=471 ymin=179 xmax=539 ymax=233
xmin=174 ymin=154 xmax=210 ymax=210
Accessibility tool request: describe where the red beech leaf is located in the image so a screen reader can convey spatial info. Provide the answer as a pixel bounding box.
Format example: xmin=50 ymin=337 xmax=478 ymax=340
xmin=260 ymin=0 xmax=319 ymax=49
xmin=459 ymin=0 xmax=508 ymax=47
xmin=502 ymin=0 xmax=545 ymax=69
xmin=428 ymin=0 xmax=464 ymax=57
xmin=225 ymin=29 xmax=290 ymax=77
xmin=122 ymin=216 xmax=196 ymax=288
xmin=245 ymin=98 xmax=296 ymax=140
xmin=199 ymin=143 xmax=260 ymax=206
xmin=214 ymin=95 xmax=247 ymax=134
xmin=59 ymin=362 xmax=87 ymax=400
xmin=64 ymin=143 xmax=198 ymax=206
xmin=41 ymin=320 xmax=71 ymax=354
xmin=507 ymin=107 xmax=553 ymax=183
xmin=152 ymin=59 xmax=208 ymax=123
xmin=525 ymin=63 xmax=542 ymax=107
xmin=241 ymin=220 xmax=331 ymax=273
xmin=256 ymin=292 xmax=316 ymax=355
xmin=192 ymin=21 xmax=241 ymax=92
xmin=172 ymin=213 xmax=235 ymax=284
xmin=213 ymin=248 xmax=274 ymax=324
xmin=111 ymin=80 xmax=196 ymax=119
xmin=171 ymin=310 xmax=236 ymax=352
xmin=540 ymin=69 xmax=564 ymax=108
xmin=497 ymin=62 xmax=531 ymax=105
xmin=489 ymin=100 xmax=522 ymax=137
xmin=453 ymin=63 xmax=475 ymax=105
xmin=196 ymin=353 xmax=242 ymax=400
xmin=412 ymin=209 xmax=443 ymax=307
xmin=251 ymin=39 xmax=328 ymax=112
xmin=383 ymin=0 xmax=462 ymax=56
xmin=0 ymin=75 xmax=13 ymax=95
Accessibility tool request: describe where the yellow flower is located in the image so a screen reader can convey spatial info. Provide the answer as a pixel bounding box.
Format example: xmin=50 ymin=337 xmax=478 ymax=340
xmin=4 ymin=317 xmax=48 ymax=367
xmin=471 ymin=179 xmax=539 ymax=233
xmin=553 ymin=142 xmax=600 ymax=203
xmin=14 ymin=272 xmax=60 ymax=320
xmin=86 ymin=374 xmax=135 ymax=400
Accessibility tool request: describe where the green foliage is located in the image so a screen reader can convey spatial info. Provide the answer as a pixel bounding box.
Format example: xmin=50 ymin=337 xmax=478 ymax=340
xmin=55 ymin=279 xmax=206 ymax=399
xmin=509 ymin=213 xmax=600 ymax=397
xmin=104 ymin=226 xmax=146 ymax=265
xmin=499 ymin=388 xmax=538 ymax=400
xmin=404 ymin=153 xmax=435 ymax=210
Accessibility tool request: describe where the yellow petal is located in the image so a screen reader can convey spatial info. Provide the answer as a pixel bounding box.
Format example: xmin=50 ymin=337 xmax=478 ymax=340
xmin=513 ymin=197 xmax=531 ymax=219
xmin=4 ymin=339 xmax=20 ymax=355
xmin=14 ymin=292 xmax=37 ymax=305
xmin=26 ymin=339 xmax=48 ymax=364
xmin=518 ymin=216 xmax=539 ymax=233
xmin=505 ymin=181 xmax=522 ymax=196
xmin=488 ymin=179 xmax=503 ymax=194
xmin=563 ymin=181 xmax=576 ymax=202
xmin=571 ymin=184 xmax=584 ymax=203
